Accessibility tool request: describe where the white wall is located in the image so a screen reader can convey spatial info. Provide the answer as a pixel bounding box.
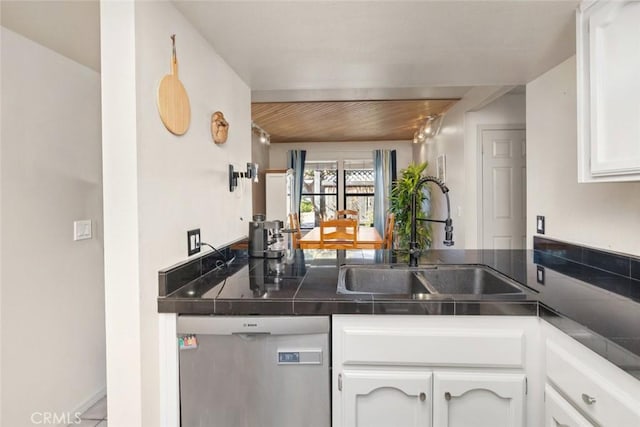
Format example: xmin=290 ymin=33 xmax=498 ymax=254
xmin=269 ymin=140 xmax=413 ymax=170
xmin=463 ymin=92 xmax=526 ymax=248
xmin=414 ymin=86 xmax=517 ymax=249
xmin=1 ymin=27 xmax=105 ymax=426
xmin=252 ymin=133 xmax=270 ymax=215
xmin=101 ymin=2 xmax=252 ymax=425
xmin=527 ymin=56 xmax=640 ymax=255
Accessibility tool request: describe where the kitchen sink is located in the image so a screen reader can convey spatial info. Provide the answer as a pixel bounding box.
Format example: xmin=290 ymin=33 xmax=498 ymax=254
xmin=337 ymin=265 xmax=525 ymax=296
xmin=337 ymin=265 xmax=433 ymax=296
xmin=419 ymin=266 xmax=525 ymax=295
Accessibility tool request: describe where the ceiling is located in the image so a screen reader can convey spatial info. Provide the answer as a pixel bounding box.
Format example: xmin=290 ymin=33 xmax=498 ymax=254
xmin=174 ymin=0 xmax=578 ymax=101
xmin=252 ymin=99 xmax=458 ymax=143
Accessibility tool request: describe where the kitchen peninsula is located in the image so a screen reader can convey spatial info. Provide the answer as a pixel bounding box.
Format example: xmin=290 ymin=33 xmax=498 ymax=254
xmin=159 ymin=237 xmax=640 ymax=427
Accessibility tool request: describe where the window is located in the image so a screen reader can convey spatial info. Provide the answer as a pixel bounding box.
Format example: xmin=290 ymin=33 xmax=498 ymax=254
xmin=300 ymin=161 xmax=338 ymax=228
xmin=344 ymin=160 xmax=375 ymax=226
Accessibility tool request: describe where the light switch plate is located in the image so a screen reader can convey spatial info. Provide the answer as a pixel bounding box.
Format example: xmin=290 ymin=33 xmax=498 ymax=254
xmin=73 ymin=220 xmax=92 ymax=241
xmin=536 ymin=215 xmax=545 ymax=234
xmin=187 ymin=229 xmax=201 ymax=256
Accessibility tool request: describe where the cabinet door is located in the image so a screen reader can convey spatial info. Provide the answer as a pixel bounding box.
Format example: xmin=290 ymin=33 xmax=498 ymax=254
xmin=545 ymin=384 xmax=594 ymax=427
xmin=339 ymin=370 xmax=431 ymax=427
xmin=433 ymin=372 xmax=525 ymax=427
xmin=577 ymin=0 xmax=640 ymax=181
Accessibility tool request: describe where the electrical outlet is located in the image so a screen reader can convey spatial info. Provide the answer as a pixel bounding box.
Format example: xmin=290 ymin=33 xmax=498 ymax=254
xmin=536 ymin=265 xmax=545 ymax=285
xmin=536 ymin=216 xmax=545 ymax=234
xmin=187 ymin=229 xmax=201 ymax=256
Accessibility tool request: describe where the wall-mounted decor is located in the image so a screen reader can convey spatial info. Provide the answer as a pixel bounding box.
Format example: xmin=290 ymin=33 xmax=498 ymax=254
xmin=437 ymin=154 xmax=446 ymax=183
xmin=157 ymin=34 xmax=191 ymax=135
xmin=211 ymin=111 xmax=229 ymax=144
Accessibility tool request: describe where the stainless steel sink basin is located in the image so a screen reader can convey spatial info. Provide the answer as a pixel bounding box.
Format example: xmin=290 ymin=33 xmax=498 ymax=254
xmin=419 ymin=266 xmax=525 ymax=295
xmin=337 ymin=265 xmax=432 ymax=296
xmin=337 ymin=265 xmax=525 ymax=296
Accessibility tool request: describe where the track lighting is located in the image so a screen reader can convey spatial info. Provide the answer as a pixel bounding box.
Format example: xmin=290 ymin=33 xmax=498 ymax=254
xmin=413 ymin=114 xmax=443 ymax=144
xmin=252 ymin=121 xmax=271 ymax=145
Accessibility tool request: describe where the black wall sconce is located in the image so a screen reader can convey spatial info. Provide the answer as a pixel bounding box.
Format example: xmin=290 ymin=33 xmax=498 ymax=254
xmin=229 ymin=163 xmax=259 ymax=192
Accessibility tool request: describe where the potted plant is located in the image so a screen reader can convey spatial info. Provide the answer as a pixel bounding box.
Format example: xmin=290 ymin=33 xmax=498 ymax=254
xmin=389 ymin=162 xmax=432 ymax=250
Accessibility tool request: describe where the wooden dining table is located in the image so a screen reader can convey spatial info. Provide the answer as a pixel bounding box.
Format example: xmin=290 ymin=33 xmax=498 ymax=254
xmin=299 ymin=226 xmax=384 ymax=249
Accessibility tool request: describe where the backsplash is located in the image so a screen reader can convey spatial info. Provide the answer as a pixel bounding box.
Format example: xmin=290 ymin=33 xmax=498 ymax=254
xmin=158 ymin=239 xmax=247 ymax=296
xmin=534 ymin=236 xmax=640 ymax=281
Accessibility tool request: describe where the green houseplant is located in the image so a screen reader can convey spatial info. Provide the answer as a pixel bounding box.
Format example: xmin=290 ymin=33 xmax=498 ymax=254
xmin=390 ymin=162 xmax=432 ymax=250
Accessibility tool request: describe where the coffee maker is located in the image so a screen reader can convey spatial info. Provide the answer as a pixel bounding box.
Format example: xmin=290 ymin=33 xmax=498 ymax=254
xmin=248 ymin=214 xmax=285 ymax=258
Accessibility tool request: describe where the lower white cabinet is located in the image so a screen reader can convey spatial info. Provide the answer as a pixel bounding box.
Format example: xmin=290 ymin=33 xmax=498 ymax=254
xmin=340 ymin=370 xmax=432 ymax=427
xmin=544 ymin=384 xmax=594 ymax=427
xmin=543 ymin=321 xmax=640 ymax=427
xmin=332 ymin=315 xmax=538 ymax=427
xmin=432 ymin=372 xmax=525 ymax=427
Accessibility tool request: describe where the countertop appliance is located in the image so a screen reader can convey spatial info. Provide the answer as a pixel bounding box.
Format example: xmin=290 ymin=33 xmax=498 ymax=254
xmin=177 ymin=316 xmax=330 ymax=427
xmin=248 ymin=214 xmax=285 ymax=258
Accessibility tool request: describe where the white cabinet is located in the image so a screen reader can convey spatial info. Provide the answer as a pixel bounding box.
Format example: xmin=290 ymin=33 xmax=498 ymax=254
xmin=340 ymin=370 xmax=432 ymax=427
xmin=542 ymin=321 xmax=640 ymax=426
xmin=432 ymin=372 xmax=525 ymax=427
xmin=544 ymin=384 xmax=594 ymax=427
xmin=577 ymin=0 xmax=640 ymax=182
xmin=332 ymin=315 xmax=540 ymax=427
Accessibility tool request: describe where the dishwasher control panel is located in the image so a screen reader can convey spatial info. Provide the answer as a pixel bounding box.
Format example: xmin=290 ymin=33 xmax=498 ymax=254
xmin=278 ymin=349 xmax=323 ymax=365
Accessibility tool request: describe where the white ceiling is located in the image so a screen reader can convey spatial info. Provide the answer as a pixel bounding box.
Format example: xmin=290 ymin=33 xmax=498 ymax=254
xmin=174 ymin=0 xmax=578 ymax=101
xmin=0 ymin=1 xmax=577 ymax=102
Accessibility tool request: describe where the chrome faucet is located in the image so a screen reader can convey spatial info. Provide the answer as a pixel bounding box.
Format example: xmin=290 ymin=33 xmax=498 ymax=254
xmin=409 ymin=176 xmax=454 ymax=267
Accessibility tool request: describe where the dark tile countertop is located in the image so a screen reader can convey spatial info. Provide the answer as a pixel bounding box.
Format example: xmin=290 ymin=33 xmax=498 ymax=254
xmin=158 ymin=247 xmax=640 ymax=379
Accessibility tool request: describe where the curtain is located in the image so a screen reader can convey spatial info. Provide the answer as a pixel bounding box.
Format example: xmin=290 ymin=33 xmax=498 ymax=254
xmin=287 ymin=150 xmax=306 ymax=217
xmin=373 ymin=149 xmax=397 ymax=237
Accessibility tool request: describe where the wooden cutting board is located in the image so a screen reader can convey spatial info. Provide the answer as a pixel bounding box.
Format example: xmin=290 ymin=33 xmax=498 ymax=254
xmin=157 ymin=34 xmax=191 ymax=135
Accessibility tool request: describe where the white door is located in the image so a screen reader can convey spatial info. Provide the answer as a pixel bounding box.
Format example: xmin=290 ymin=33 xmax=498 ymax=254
xmin=339 ymin=370 xmax=432 ymax=427
xmin=544 ymin=384 xmax=595 ymax=427
xmin=433 ymin=372 xmax=526 ymax=427
xmin=482 ymin=129 xmax=526 ymax=250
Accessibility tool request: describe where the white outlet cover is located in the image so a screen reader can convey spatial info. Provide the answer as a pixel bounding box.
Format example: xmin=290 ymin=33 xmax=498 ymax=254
xmin=74 ymin=220 xmax=92 ymax=241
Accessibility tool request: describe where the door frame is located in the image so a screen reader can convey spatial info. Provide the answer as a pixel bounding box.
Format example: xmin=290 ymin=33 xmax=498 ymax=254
xmin=476 ymin=124 xmax=526 ymax=249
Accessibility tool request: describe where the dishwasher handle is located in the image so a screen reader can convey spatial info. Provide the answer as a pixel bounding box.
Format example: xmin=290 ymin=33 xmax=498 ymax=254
xmin=177 ymin=316 xmax=330 ymax=336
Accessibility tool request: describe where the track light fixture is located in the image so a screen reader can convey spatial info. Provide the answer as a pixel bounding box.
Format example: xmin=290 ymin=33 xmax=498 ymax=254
xmin=413 ymin=114 xmax=443 ymax=144
xmin=252 ymin=121 xmax=270 ymax=145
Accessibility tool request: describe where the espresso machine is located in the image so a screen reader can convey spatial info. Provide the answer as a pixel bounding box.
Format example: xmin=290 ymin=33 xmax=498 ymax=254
xmin=248 ymin=214 xmax=285 ymax=258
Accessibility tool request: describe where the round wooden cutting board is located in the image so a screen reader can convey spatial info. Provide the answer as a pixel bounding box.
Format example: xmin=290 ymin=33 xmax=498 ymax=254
xmin=157 ymin=35 xmax=191 ymax=135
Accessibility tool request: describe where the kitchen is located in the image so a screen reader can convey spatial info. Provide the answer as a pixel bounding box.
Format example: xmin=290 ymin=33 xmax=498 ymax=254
xmin=2 ymin=1 xmax=640 ymax=427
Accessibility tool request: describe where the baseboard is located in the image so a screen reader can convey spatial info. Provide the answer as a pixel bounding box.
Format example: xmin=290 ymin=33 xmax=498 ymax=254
xmin=72 ymin=386 xmax=107 ymax=416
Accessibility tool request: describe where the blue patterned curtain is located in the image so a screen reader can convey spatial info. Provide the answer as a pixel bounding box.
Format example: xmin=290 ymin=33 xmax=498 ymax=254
xmin=287 ymin=150 xmax=306 ymax=217
xmin=373 ymin=149 xmax=397 ymax=236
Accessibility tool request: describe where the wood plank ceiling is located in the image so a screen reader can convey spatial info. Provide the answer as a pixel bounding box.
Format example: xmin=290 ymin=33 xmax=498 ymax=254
xmin=251 ymin=99 xmax=459 ymax=143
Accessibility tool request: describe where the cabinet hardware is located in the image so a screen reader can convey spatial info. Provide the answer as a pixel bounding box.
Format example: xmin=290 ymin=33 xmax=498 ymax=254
xmin=444 ymin=392 xmax=452 ymax=401
xmin=419 ymin=392 xmax=426 ymax=402
xmin=581 ymin=393 xmax=596 ymax=405
xmin=338 ymin=373 xmax=342 ymax=391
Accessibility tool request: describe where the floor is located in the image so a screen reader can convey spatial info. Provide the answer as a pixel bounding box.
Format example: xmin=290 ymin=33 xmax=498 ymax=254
xmin=70 ymin=396 xmax=107 ymax=427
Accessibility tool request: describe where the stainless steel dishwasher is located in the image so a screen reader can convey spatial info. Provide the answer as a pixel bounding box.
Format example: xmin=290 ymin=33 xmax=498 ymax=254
xmin=177 ymin=316 xmax=330 ymax=427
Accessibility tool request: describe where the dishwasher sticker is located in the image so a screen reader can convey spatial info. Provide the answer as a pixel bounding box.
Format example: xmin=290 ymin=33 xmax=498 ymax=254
xmin=179 ymin=335 xmax=198 ymax=350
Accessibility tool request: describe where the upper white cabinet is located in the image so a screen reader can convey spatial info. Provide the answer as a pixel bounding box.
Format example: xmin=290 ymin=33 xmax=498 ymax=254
xmin=577 ymin=0 xmax=640 ymax=182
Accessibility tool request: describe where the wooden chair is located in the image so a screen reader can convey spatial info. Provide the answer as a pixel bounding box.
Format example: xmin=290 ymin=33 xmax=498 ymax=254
xmin=288 ymin=213 xmax=302 ymax=249
xmin=336 ymin=209 xmax=358 ymax=220
xmin=319 ymin=218 xmax=358 ymax=249
xmin=384 ymin=213 xmax=395 ymax=249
